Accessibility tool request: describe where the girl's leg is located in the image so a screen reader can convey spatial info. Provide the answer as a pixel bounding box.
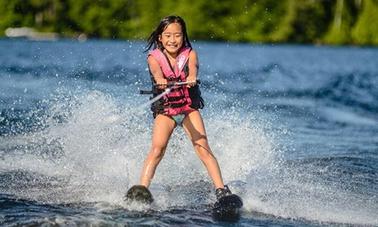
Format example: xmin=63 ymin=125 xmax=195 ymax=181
xmin=182 ymin=110 xmax=225 ymax=189
xmin=139 ymin=114 xmax=176 ymax=187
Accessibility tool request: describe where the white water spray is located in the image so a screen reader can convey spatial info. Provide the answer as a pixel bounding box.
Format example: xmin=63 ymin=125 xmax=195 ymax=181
xmin=0 ymin=87 xmax=377 ymax=225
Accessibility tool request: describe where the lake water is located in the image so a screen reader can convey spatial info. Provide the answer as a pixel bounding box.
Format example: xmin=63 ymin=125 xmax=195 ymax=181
xmin=0 ymin=39 xmax=377 ymax=226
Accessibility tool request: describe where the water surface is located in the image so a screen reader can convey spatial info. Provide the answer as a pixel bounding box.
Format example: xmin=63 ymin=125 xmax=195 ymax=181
xmin=0 ymin=39 xmax=377 ymax=226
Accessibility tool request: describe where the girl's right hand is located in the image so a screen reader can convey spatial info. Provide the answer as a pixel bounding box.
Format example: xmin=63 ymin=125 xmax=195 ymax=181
xmin=155 ymin=77 xmax=167 ymax=89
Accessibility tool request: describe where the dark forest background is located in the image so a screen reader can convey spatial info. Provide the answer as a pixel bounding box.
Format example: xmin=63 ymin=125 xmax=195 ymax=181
xmin=1 ymin=0 xmax=377 ymax=45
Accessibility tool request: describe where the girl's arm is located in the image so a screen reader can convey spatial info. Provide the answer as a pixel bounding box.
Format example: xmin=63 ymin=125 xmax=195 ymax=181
xmin=187 ymin=49 xmax=199 ymax=87
xmin=148 ymin=56 xmax=167 ymax=88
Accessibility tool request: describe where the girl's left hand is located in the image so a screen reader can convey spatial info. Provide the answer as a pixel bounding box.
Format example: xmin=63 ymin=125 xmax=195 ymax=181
xmin=186 ymin=76 xmax=197 ymax=88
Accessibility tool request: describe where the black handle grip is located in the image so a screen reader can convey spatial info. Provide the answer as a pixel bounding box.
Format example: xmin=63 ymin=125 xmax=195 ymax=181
xmin=139 ymin=90 xmax=154 ymax=94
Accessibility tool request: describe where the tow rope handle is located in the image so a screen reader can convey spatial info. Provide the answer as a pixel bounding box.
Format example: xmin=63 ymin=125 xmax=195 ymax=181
xmin=139 ymin=80 xmax=201 ymax=95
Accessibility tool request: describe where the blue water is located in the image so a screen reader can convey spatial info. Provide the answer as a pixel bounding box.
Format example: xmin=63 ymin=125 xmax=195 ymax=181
xmin=0 ymin=39 xmax=377 ymax=226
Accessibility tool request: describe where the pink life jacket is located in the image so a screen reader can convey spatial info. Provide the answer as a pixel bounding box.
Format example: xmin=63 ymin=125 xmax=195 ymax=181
xmin=148 ymin=47 xmax=193 ymax=116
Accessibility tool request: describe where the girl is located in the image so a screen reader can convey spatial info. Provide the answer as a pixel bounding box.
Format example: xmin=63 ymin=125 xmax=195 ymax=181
xmin=134 ymin=15 xmax=232 ymax=201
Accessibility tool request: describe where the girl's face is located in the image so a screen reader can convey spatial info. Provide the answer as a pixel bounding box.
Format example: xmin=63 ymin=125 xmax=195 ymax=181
xmin=159 ymin=22 xmax=183 ymax=56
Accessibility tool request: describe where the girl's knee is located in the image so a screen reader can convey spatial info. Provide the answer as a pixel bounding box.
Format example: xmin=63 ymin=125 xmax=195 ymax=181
xmin=190 ymin=133 xmax=207 ymax=143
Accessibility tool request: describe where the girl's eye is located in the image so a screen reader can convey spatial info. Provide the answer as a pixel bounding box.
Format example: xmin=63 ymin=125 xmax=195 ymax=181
xmin=162 ymin=33 xmax=182 ymax=39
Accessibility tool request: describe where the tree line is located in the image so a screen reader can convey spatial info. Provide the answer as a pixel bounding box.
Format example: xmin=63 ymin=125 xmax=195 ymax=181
xmin=0 ymin=0 xmax=377 ymax=45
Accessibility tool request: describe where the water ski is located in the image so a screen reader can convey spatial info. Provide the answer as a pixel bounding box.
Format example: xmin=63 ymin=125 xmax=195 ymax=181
xmin=212 ymin=194 xmax=243 ymax=222
xmin=125 ymin=185 xmax=153 ymax=204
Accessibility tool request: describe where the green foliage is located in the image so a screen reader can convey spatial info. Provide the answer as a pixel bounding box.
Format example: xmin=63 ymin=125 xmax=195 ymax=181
xmin=352 ymin=0 xmax=378 ymax=45
xmin=0 ymin=0 xmax=34 ymax=34
xmin=0 ymin=0 xmax=377 ymax=45
xmin=323 ymin=0 xmax=360 ymax=45
xmin=269 ymin=0 xmax=297 ymax=43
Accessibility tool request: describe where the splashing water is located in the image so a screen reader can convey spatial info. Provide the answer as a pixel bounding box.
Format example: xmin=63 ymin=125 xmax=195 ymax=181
xmin=1 ymin=86 xmax=377 ymax=225
xmin=0 ymin=40 xmax=378 ymax=225
xmin=0 ymin=86 xmax=274 ymax=200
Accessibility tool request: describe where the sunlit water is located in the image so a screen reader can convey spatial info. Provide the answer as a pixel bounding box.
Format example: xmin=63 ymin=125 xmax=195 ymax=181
xmin=0 ymin=39 xmax=377 ymax=226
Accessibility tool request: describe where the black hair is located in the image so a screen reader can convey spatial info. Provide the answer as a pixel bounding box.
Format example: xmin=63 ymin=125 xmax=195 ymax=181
xmin=145 ymin=15 xmax=192 ymax=52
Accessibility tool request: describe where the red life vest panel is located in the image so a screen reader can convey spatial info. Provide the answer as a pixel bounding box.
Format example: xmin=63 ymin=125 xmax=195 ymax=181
xmin=148 ymin=47 xmax=194 ymax=116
